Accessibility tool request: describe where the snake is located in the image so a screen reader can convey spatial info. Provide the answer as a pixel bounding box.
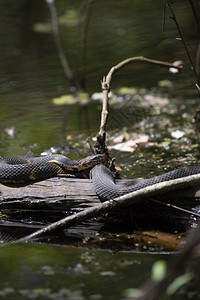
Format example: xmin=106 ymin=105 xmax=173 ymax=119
xmin=1 ymin=151 xmax=200 ymax=200
xmin=0 ymin=152 xmax=107 ymax=184
xmin=91 ymin=163 xmax=200 ymax=201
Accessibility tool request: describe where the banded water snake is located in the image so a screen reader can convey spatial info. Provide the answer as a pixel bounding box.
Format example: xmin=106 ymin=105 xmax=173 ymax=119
xmin=91 ymin=163 xmax=200 ymax=200
xmin=0 ymin=152 xmax=106 ymax=184
xmin=1 ymin=152 xmax=200 ymax=201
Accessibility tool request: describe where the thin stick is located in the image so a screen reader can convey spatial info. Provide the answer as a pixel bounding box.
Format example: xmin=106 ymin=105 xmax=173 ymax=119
xmin=45 ymin=0 xmax=74 ymax=82
xmin=149 ymin=198 xmax=200 ymax=218
xmin=13 ymin=172 xmax=200 ymax=244
xmin=99 ymin=56 xmax=183 ymax=137
xmin=162 ymin=0 xmax=167 ymax=32
xmin=99 ymin=77 xmax=110 ymax=137
xmin=196 ymin=43 xmax=200 ymax=75
xmin=87 ymin=136 xmax=97 ymax=155
xmin=196 ymin=83 xmax=200 ymax=91
xmin=166 ymin=0 xmax=200 ymax=87
xmin=189 ymin=0 xmax=200 ymax=35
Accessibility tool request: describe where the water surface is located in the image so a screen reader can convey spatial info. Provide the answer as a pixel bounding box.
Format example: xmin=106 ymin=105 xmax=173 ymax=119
xmin=0 ymin=1 xmax=199 ymax=298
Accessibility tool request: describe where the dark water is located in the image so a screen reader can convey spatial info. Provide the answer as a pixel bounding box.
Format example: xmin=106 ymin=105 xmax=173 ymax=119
xmin=0 ymin=0 xmax=198 ymax=155
xmin=0 ymin=244 xmax=170 ymax=300
xmin=0 ymin=0 xmax=200 ymax=298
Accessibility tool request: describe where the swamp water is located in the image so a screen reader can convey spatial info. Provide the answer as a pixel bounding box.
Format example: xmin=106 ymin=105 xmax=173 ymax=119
xmin=0 ymin=0 xmax=200 ymax=299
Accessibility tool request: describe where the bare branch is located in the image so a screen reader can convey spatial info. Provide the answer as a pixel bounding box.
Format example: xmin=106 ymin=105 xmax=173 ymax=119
xmin=98 ymin=56 xmax=183 ymax=138
xmin=99 ymin=77 xmax=110 ymax=137
xmin=166 ymin=0 xmax=200 ymax=88
xmin=106 ymin=57 xmax=182 ymax=86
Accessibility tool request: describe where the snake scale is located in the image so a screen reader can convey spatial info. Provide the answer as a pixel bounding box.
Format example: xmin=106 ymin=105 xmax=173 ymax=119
xmin=91 ymin=163 xmax=200 ymax=200
xmin=0 ymin=152 xmax=106 ymax=184
xmin=1 ymin=152 xmax=200 ymax=201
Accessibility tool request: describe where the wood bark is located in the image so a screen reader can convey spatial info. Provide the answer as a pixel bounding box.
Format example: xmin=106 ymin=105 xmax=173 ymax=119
xmin=0 ymin=177 xmax=200 ymax=211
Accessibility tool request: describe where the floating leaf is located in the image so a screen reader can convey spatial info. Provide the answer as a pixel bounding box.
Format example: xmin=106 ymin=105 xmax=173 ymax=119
xmin=158 ymin=79 xmax=173 ymax=88
xmin=52 ymin=93 xmax=89 ymax=105
xmin=58 ymin=9 xmax=82 ymax=27
xmin=33 ymin=22 xmax=52 ymax=33
xmin=108 ymin=135 xmax=153 ymax=152
xmin=113 ymin=134 xmax=125 ymax=144
xmin=144 ymin=94 xmax=169 ymax=106
xmin=171 ymin=130 xmax=185 ymax=139
xmin=118 ymin=87 xmax=136 ymax=95
xmin=77 ymin=92 xmax=89 ymax=105
xmin=123 ymin=288 xmax=144 ymax=298
xmin=52 ymin=94 xmax=76 ymax=105
xmin=100 ymin=271 xmax=116 ymax=276
xmin=91 ymin=92 xmax=103 ymax=101
xmin=108 ymin=139 xmax=138 ymax=152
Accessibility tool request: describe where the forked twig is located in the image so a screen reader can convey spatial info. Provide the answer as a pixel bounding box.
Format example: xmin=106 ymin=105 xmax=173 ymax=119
xmin=98 ymin=56 xmax=183 ymax=138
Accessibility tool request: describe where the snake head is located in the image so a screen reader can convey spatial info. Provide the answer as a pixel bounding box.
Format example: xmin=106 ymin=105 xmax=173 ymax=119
xmin=78 ymin=154 xmax=107 ymax=171
xmin=49 ymin=153 xmax=107 ymax=172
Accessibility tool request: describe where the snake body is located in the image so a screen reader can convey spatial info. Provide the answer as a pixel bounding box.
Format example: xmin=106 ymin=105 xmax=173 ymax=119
xmin=92 ymin=164 xmax=200 ymax=200
xmin=1 ymin=151 xmax=200 ymax=199
xmin=0 ymin=152 xmax=106 ymax=184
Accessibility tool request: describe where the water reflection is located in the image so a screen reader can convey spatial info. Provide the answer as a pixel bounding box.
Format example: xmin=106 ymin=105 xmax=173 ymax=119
xmin=0 ymin=1 xmax=198 ymax=156
xmin=0 ymin=1 xmax=200 ymax=297
xmin=0 ymin=243 xmax=170 ymax=299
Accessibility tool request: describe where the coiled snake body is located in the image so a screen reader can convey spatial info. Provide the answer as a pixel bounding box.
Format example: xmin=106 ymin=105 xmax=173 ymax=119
xmin=0 ymin=152 xmax=106 ymax=184
xmin=1 ymin=152 xmax=200 ymax=201
xmin=91 ymin=164 xmax=200 ymax=201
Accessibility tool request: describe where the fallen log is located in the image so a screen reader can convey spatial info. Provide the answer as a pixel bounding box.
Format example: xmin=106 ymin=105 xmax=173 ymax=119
xmin=1 ymin=177 xmax=200 ymax=211
xmin=0 ymin=176 xmax=200 ymax=243
xmin=12 ymin=173 xmax=200 ymax=243
xmin=0 ymin=177 xmax=99 ymax=211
